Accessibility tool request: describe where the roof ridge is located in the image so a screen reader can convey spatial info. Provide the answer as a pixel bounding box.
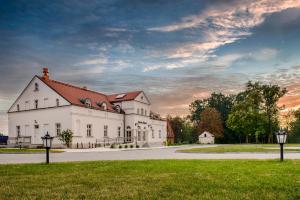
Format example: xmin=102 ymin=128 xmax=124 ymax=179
xmin=38 ymin=76 xmax=109 ymax=98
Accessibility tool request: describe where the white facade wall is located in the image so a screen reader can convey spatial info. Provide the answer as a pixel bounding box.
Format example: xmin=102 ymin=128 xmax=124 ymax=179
xmin=70 ymin=106 xmax=124 ymax=148
xmin=8 ymin=106 xmax=71 ymax=145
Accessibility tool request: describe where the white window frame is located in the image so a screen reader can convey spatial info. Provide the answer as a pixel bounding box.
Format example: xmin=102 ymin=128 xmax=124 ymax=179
xmin=104 ymin=125 xmax=108 ymax=137
xmin=55 ymin=123 xmax=61 ymax=136
xmin=87 ymin=124 xmax=92 ymax=137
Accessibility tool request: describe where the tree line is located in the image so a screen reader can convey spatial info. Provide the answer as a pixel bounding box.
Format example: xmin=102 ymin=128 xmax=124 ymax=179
xmin=168 ymin=81 xmax=300 ymax=144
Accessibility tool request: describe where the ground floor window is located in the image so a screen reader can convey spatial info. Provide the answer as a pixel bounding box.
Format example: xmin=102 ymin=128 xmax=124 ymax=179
xmin=118 ymin=126 xmax=121 ymax=137
xmin=143 ymin=131 xmax=146 ymax=141
xmin=138 ymin=130 xmax=141 ymax=141
xmin=159 ymin=130 xmax=162 ymax=138
xmin=87 ymin=124 xmax=92 ymax=137
xmin=152 ymin=129 xmax=155 ymax=139
xmin=16 ymin=126 xmax=20 ymax=137
xmin=55 ymin=123 xmax=61 ymax=135
xmin=104 ymin=125 xmax=108 ymax=137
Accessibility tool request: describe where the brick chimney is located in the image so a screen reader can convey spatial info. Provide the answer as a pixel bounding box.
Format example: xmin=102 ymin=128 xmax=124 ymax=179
xmin=42 ymin=67 xmax=49 ymax=80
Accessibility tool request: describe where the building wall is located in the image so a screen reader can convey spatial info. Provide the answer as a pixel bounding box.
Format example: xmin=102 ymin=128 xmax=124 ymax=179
xmin=70 ymin=105 xmax=124 ymax=147
xmin=9 ymin=76 xmax=70 ymax=112
xmin=8 ymin=106 xmax=72 ymax=145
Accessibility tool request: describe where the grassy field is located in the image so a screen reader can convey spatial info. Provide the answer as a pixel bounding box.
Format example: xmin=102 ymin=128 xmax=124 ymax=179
xmin=0 ymin=160 xmax=299 ymax=200
xmin=0 ymin=148 xmax=64 ymax=153
xmin=178 ymin=144 xmax=300 ymax=153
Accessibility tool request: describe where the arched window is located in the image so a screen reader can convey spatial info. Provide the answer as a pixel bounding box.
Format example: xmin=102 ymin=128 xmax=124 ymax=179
xmin=137 ymin=108 xmax=139 ymax=115
xmin=152 ymin=129 xmax=154 ymax=139
xmin=141 ymin=108 xmax=144 ymax=115
xmin=145 ymin=110 xmax=147 ymax=116
xmin=56 ymin=98 xmax=59 ymax=107
xmin=159 ymin=130 xmax=162 ymax=138
xmin=34 ymin=83 xmax=39 ymax=91
xmin=17 ymin=104 xmax=20 ymax=111
xmin=137 ymin=126 xmax=141 ymax=141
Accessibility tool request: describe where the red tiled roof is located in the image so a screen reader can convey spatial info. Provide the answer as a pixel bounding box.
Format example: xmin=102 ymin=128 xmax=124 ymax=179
xmin=38 ymin=76 xmax=116 ymax=112
xmin=108 ymin=91 xmax=142 ymax=103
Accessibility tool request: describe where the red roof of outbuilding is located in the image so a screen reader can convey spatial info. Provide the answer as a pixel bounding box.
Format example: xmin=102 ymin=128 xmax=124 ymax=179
xmin=38 ymin=76 xmax=116 ymax=112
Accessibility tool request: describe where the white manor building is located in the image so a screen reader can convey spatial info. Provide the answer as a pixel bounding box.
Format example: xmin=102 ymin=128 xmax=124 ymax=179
xmin=7 ymin=68 xmax=167 ymax=148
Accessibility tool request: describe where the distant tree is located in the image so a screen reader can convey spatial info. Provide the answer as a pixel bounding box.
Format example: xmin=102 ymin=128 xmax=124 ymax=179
xmin=58 ymin=129 xmax=73 ymax=148
xmin=167 ymin=116 xmax=185 ymax=143
xmin=198 ymin=107 xmax=223 ymax=138
xmin=289 ymin=109 xmax=300 ymax=143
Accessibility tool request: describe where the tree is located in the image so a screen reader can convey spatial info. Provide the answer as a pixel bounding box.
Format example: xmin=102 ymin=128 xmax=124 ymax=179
xmin=227 ymin=101 xmax=267 ymax=143
xmin=261 ymin=84 xmax=287 ymax=143
xmin=167 ymin=116 xmax=185 ymax=143
xmin=289 ymin=109 xmax=300 ymax=143
xmin=199 ymin=107 xmax=223 ymax=138
xmin=58 ymin=129 xmax=73 ymax=148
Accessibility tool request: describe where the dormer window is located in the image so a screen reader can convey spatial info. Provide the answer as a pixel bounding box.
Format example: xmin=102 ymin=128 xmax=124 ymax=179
xmin=102 ymin=102 xmax=107 ymax=110
xmin=56 ymin=98 xmax=59 ymax=107
xmin=85 ymin=99 xmax=92 ymax=108
xmin=34 ymin=83 xmax=39 ymax=91
xmin=17 ymin=104 xmax=20 ymax=111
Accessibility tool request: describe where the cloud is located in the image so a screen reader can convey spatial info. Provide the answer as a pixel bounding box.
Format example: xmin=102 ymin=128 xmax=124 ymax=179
xmin=252 ymin=48 xmax=279 ymax=61
xmin=79 ymin=57 xmax=108 ymax=65
xmin=148 ymin=0 xmax=300 ymax=61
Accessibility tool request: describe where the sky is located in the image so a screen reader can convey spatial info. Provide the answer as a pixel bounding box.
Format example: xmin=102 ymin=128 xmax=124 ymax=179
xmin=1 ymin=0 xmax=300 ymax=133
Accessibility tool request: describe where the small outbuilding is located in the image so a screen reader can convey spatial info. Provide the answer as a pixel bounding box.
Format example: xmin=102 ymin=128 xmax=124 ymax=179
xmin=198 ymin=131 xmax=215 ymax=144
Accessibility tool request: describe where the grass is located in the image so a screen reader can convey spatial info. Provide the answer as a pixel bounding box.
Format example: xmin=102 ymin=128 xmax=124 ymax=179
xmin=178 ymin=144 xmax=300 ymax=153
xmin=0 ymin=148 xmax=64 ymax=153
xmin=0 ymin=160 xmax=299 ymax=200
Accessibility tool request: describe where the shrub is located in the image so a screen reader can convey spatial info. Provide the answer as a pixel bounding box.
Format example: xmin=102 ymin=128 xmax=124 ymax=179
xmin=110 ymin=144 xmax=115 ymax=149
xmin=130 ymin=144 xmax=134 ymax=148
xmin=57 ymin=129 xmax=73 ymax=148
xmin=124 ymin=145 xmax=128 ymax=148
xmin=136 ymin=145 xmax=140 ymax=148
xmin=119 ymin=145 xmax=122 ymax=149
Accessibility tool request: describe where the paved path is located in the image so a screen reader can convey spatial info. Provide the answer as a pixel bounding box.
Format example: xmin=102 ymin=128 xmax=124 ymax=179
xmin=1 ymin=145 xmax=300 ymax=164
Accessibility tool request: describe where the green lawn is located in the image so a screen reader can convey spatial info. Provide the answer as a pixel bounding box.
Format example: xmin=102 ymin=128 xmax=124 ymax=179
xmin=0 ymin=160 xmax=299 ymax=200
xmin=0 ymin=148 xmax=64 ymax=153
xmin=178 ymin=144 xmax=300 ymax=153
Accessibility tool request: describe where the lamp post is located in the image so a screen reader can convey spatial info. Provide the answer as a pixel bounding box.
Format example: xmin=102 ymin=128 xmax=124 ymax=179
xmin=41 ymin=132 xmax=54 ymax=164
xmin=275 ymin=129 xmax=287 ymax=162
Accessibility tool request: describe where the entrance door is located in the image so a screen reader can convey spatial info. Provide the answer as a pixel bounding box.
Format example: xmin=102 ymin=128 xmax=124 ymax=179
xmin=33 ymin=125 xmax=42 ymax=144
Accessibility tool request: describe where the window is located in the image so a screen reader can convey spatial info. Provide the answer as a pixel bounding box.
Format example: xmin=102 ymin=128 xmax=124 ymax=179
xmin=17 ymin=104 xmax=20 ymax=111
xmin=145 ymin=110 xmax=147 ymax=116
xmin=34 ymin=83 xmax=39 ymax=91
xmin=87 ymin=124 xmax=92 ymax=137
xmin=34 ymin=100 xmax=38 ymax=109
xmin=137 ymin=108 xmax=139 ymax=115
xmin=118 ymin=126 xmax=121 ymax=137
xmin=85 ymin=99 xmax=92 ymax=108
xmin=142 ymin=131 xmax=146 ymax=141
xmin=159 ymin=130 xmax=162 ymax=138
xmin=152 ymin=129 xmax=155 ymax=139
xmin=102 ymin=102 xmax=107 ymax=110
xmin=137 ymin=127 xmax=141 ymax=141
xmin=56 ymin=99 xmax=59 ymax=107
xmin=16 ymin=126 xmax=20 ymax=137
xmin=104 ymin=125 xmax=108 ymax=137
xmin=141 ymin=108 xmax=144 ymax=115
xmin=55 ymin=123 xmax=61 ymax=135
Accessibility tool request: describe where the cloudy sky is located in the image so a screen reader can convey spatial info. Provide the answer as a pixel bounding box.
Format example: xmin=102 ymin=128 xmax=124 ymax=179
xmin=1 ymin=0 xmax=300 ymax=133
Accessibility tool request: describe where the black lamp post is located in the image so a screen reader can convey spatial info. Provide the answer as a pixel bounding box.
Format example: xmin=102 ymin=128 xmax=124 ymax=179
xmin=41 ymin=132 xmax=54 ymax=164
xmin=275 ymin=129 xmax=287 ymax=162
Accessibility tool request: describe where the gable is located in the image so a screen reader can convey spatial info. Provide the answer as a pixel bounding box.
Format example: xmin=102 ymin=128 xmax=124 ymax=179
xmin=135 ymin=92 xmax=150 ymax=105
xmin=8 ymin=76 xmax=70 ymax=113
